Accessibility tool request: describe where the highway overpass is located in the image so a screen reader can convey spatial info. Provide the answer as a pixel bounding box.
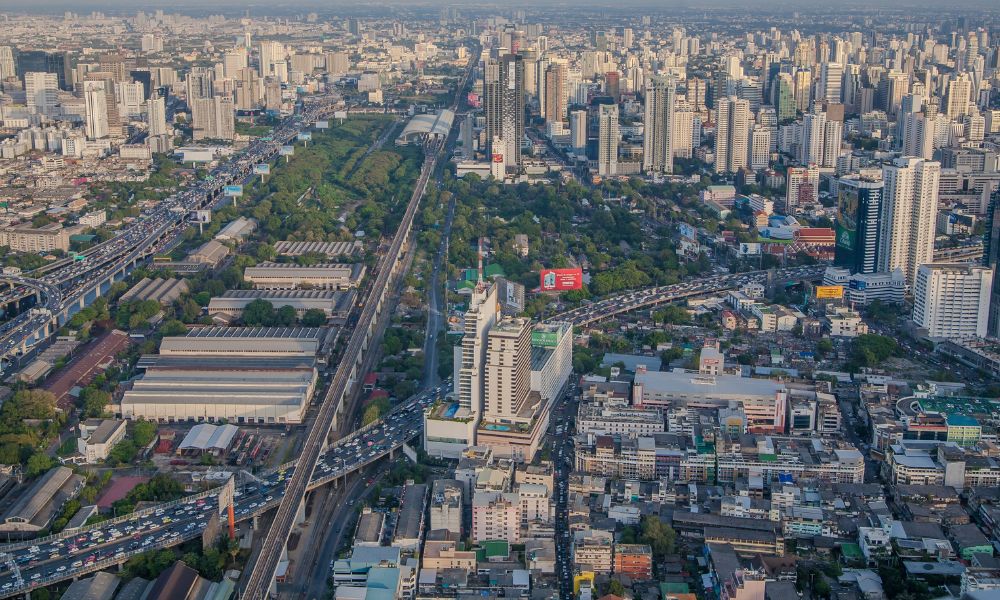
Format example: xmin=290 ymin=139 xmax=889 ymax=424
xmin=545 ymin=265 xmax=827 ymax=327
xmin=0 ymin=383 xmax=446 ymax=597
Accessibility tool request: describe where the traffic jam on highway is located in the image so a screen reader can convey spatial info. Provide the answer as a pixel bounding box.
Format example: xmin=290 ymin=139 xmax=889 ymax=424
xmin=0 ymin=383 xmax=448 ymax=596
xmin=551 ymin=264 xmax=825 ymax=326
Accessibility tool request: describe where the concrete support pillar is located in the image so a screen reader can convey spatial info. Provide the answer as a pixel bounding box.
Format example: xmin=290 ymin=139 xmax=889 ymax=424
xmin=252 ymin=514 xmax=260 ymax=530
xmin=294 ymin=495 xmax=306 ymax=526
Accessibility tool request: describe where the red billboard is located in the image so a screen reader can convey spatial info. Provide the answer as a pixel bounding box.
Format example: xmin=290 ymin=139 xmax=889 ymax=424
xmin=540 ymin=268 xmax=583 ymax=292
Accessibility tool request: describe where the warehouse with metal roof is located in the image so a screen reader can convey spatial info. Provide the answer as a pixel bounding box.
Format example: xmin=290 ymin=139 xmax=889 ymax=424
xmin=121 ymin=365 xmax=315 ymax=424
xmin=158 ymin=327 xmax=323 ymax=357
xmin=206 ymin=290 xmax=356 ymax=321
xmin=0 ymin=466 xmax=85 ymax=535
xmin=397 ymin=110 xmax=455 ymax=144
xmin=244 ymin=262 xmax=365 ymax=290
xmin=178 ymin=423 xmax=239 ymax=455
xmin=274 ymin=240 xmax=363 ymax=258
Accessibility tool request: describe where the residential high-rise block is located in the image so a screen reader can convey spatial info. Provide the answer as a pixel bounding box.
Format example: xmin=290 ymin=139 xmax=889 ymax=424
xmin=147 ymin=93 xmax=167 ymax=136
xmin=912 ymin=264 xmax=993 ymax=340
xmin=542 ymin=61 xmax=566 ymax=124
xmin=945 ymin=73 xmax=972 ymax=120
xmin=714 ymin=96 xmax=750 ymax=174
xmin=597 ymin=103 xmax=619 ymax=176
xmin=786 ymin=165 xmax=820 ymax=212
xmin=642 ymin=75 xmax=676 ymax=174
xmin=879 ymin=157 xmax=941 ymax=286
xmin=83 ymin=80 xmax=109 ymax=140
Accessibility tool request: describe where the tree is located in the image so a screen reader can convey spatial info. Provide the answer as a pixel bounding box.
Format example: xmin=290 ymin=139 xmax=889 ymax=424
xmin=301 ymin=308 xmax=327 ymax=327
xmin=26 ymin=453 xmax=54 ymax=478
xmin=639 ymin=515 xmax=676 ymax=559
xmin=160 ymin=319 xmax=188 ymax=336
xmin=242 ymin=299 xmax=275 ymax=326
xmin=80 ymin=387 xmax=112 ymax=418
xmin=606 ymin=580 xmax=626 ymax=596
xmin=275 ymin=305 xmax=297 ymax=327
xmin=132 ymin=420 xmax=157 ymax=448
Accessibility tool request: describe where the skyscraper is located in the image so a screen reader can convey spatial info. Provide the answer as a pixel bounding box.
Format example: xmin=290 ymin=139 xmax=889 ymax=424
xmin=570 ymin=109 xmax=588 ymax=154
xmin=900 ymin=111 xmax=935 ymax=160
xmin=84 ymin=80 xmax=109 ymax=140
xmin=17 ymin=50 xmax=69 ymax=90
xmin=984 ymin=190 xmax=1000 ymax=337
xmin=0 ymin=46 xmax=15 ymax=80
xmin=484 ymin=54 xmax=525 ymax=170
xmin=714 ymin=96 xmax=750 ymax=174
xmin=642 ymin=75 xmax=676 ymax=175
xmin=945 ymin=73 xmax=972 ymax=120
xmin=786 ymin=165 xmax=820 ymax=211
xmin=192 ymin=95 xmax=235 ymax=141
xmin=835 ymin=177 xmax=884 ymax=274
xmin=147 ymin=93 xmax=167 ymax=136
xmin=24 ymin=72 xmax=58 ymax=115
xmin=483 ymin=317 xmax=532 ymax=422
xmin=774 ymin=72 xmax=796 ymax=121
xmin=597 ymin=103 xmax=619 ymax=176
xmin=456 ymin=282 xmax=498 ymax=423
xmin=819 ymin=62 xmax=843 ymax=103
xmin=879 ymin=157 xmax=941 ymax=286
xmin=542 ymin=62 xmax=566 ymax=124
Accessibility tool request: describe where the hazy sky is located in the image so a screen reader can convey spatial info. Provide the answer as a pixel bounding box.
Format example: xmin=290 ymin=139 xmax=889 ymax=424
xmin=0 ymin=0 xmax=997 ymax=13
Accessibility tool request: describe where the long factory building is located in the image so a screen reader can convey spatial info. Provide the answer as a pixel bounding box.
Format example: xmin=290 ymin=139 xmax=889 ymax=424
xmin=243 ymin=262 xmax=366 ymax=290
xmin=121 ymin=328 xmax=322 ymax=425
xmin=206 ymin=289 xmax=356 ymax=321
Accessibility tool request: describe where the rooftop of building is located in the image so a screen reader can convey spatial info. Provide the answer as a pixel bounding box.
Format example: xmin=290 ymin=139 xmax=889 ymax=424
xmin=634 ymin=369 xmax=784 ymax=398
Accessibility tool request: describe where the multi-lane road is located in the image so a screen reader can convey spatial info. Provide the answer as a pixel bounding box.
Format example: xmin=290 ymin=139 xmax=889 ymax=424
xmin=0 ymin=383 xmax=448 ymax=598
xmin=546 ymin=265 xmax=826 ymax=326
xmin=0 ymin=96 xmax=344 ymax=367
xmin=242 ymin=49 xmax=477 ymax=598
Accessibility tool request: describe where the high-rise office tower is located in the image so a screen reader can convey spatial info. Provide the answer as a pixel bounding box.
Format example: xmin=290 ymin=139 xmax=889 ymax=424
xmin=542 ymin=62 xmax=566 ymax=124
xmin=147 ymin=93 xmax=167 ymax=136
xmin=912 ymin=264 xmax=993 ymax=340
xmin=945 ymin=73 xmax=972 ymax=120
xmin=84 ymin=80 xmax=109 ymax=140
xmin=597 ymin=103 xmax=619 ymax=177
xmin=793 ymin=69 xmax=813 ymax=112
xmin=186 ymin=67 xmax=215 ymax=102
xmin=879 ymin=157 xmax=941 ymax=286
xmin=117 ymin=81 xmax=145 ymax=117
xmin=642 ymin=75 xmax=676 ymax=174
xmin=98 ymin=53 xmax=127 ymax=83
xmin=18 ymin=50 xmax=69 ymax=90
xmin=835 ymin=177 xmax=884 ymax=274
xmin=774 ymin=72 xmax=796 ymax=121
xmin=881 ymin=70 xmax=909 ymax=117
xmin=736 ymin=78 xmax=763 ymax=113
xmin=819 ymin=62 xmax=843 ymax=103
xmin=483 ymin=317 xmax=532 ymax=422
xmin=484 ymin=54 xmax=525 ymax=170
xmin=605 ymin=71 xmax=620 ymax=102
xmin=24 ymin=72 xmax=58 ymax=115
xmin=569 ymin=109 xmax=587 ymax=153
xmin=985 ymin=191 xmax=1000 ymax=337
xmin=0 ymin=46 xmax=15 ymax=80
xmin=714 ymin=96 xmax=750 ymax=174
xmin=520 ymin=48 xmax=538 ymax=98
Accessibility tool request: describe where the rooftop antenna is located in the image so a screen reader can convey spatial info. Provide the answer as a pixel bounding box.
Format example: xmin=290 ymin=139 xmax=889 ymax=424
xmin=477 ymin=237 xmax=484 ymax=288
